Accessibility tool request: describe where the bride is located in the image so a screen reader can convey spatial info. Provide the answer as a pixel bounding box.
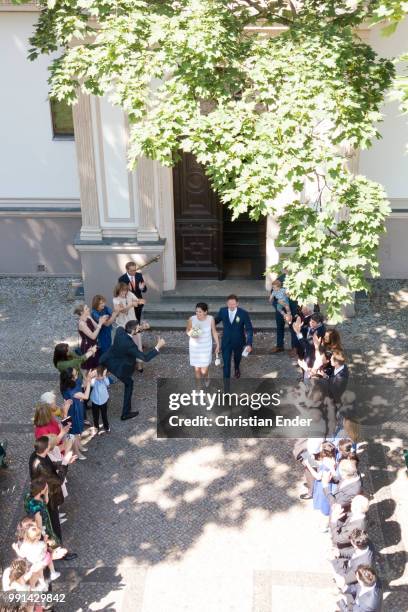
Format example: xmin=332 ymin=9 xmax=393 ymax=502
xmin=186 ymin=302 xmax=220 ymax=383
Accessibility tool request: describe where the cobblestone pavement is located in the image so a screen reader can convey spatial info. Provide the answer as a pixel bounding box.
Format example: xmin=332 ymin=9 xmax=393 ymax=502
xmin=0 ymin=278 xmax=407 ymax=612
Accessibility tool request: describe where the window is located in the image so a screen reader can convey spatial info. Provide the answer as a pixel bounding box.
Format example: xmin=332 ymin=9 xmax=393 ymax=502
xmin=50 ymin=98 xmax=75 ymax=139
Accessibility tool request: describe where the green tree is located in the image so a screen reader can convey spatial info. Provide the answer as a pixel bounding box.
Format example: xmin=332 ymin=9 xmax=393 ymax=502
xmin=19 ymin=0 xmax=408 ymax=319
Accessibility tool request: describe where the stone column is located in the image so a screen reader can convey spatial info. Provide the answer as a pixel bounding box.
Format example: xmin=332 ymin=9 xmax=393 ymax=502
xmin=156 ymin=164 xmax=177 ymax=290
xmin=265 ymin=215 xmax=280 ymax=291
xmin=72 ymin=93 xmax=102 ymax=241
xmin=136 ymin=157 xmax=160 ymax=242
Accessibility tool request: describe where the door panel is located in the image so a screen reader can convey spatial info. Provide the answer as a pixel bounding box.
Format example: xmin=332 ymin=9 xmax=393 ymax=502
xmin=173 ymin=153 xmax=223 ymax=279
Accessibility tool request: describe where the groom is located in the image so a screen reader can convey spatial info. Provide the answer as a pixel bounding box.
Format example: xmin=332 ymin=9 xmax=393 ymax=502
xmin=215 ymin=295 xmax=253 ymax=379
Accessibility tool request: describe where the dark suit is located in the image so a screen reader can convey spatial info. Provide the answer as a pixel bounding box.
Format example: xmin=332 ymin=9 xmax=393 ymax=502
xmin=215 ymin=307 xmax=253 ymax=379
xmin=339 ymin=580 xmax=383 ymax=611
xmin=332 ymin=543 xmax=375 ymax=585
xmin=324 ymin=478 xmax=362 ymax=513
xmin=296 ymin=322 xmax=326 ymax=366
xmin=330 ymin=364 xmax=350 ymax=403
xmin=332 ymin=515 xmax=367 ymax=553
xmin=29 ymin=452 xmax=68 ymax=541
xmin=100 ymin=327 xmax=159 ymax=417
xmin=118 ymin=272 xmax=147 ymax=323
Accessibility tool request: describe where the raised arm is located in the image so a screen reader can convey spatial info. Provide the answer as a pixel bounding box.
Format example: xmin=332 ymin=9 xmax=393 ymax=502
xmin=126 ymin=337 xmax=165 ymax=362
xmin=78 ymin=318 xmax=104 ymax=340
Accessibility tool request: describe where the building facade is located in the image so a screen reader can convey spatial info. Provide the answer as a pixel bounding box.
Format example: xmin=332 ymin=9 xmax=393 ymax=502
xmin=1 ymin=4 xmax=407 ymax=302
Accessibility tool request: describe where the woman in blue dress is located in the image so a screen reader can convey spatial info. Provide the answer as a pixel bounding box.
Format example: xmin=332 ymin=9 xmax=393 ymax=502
xmin=91 ymin=295 xmax=120 ymax=355
xmin=304 ymin=441 xmax=337 ymax=531
xmin=60 ymin=367 xmax=95 ymax=460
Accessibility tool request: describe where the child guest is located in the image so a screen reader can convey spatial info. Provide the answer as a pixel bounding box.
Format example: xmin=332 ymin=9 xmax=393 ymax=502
xmin=90 ymin=365 xmax=111 ymax=434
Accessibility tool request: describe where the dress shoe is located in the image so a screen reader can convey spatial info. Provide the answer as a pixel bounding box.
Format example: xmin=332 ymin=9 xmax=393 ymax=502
xmin=299 ymin=493 xmax=313 ymax=500
xmin=270 ymin=347 xmax=284 ymax=354
xmin=61 ymin=552 xmax=78 ymax=561
xmin=121 ymin=411 xmax=140 ymax=421
xmin=234 ymin=369 xmax=241 ymax=379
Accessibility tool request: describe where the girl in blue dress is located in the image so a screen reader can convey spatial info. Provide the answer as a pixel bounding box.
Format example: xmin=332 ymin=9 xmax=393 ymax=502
xmin=60 ymin=367 xmax=95 ymax=460
xmin=304 ymin=441 xmax=337 ymax=531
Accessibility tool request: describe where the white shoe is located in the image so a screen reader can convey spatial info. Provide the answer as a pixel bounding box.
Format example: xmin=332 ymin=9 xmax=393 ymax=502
xmin=50 ymin=571 xmax=61 ymax=581
xmin=60 ymin=517 xmax=67 ymax=524
xmin=59 ymin=512 xmax=66 ymax=518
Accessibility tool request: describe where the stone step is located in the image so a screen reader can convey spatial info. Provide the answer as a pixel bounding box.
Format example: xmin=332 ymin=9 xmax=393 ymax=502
xmin=143 ymin=318 xmax=278 ymax=331
xmin=162 ymin=279 xmax=268 ymax=300
xmin=144 ymin=300 xmax=273 ymax=319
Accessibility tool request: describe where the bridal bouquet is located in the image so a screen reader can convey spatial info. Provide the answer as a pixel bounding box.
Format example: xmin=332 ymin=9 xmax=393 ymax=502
xmin=190 ymin=325 xmax=202 ymax=338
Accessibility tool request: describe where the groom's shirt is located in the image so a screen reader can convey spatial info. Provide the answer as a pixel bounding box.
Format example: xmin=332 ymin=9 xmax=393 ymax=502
xmin=228 ymin=308 xmax=237 ymax=324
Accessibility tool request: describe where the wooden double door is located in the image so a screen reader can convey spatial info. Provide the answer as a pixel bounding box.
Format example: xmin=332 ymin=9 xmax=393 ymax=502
xmin=173 ymin=153 xmax=266 ymax=279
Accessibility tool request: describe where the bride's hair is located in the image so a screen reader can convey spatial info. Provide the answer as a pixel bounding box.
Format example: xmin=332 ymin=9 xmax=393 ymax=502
xmin=195 ymin=302 xmax=208 ymax=312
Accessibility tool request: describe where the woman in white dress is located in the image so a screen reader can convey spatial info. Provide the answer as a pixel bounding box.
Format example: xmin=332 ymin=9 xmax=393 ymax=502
xmin=113 ymin=282 xmax=145 ymax=372
xmin=186 ymin=302 xmax=220 ymax=382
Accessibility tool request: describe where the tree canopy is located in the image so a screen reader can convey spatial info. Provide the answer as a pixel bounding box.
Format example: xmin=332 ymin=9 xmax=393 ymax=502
xmin=19 ymin=0 xmax=408 ymax=319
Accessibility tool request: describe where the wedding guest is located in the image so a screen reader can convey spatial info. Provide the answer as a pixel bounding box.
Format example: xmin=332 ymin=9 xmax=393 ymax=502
xmin=90 ymin=365 xmax=111 ymax=434
xmin=323 ymin=458 xmax=362 ymax=514
xmin=269 ymin=278 xmax=298 ymax=355
xmin=40 ymin=391 xmax=68 ymax=421
xmin=46 ymin=434 xmax=68 ymax=500
xmin=91 ymin=295 xmax=120 ymax=355
xmin=28 ymin=437 xmax=76 ymax=553
xmin=33 ymin=402 xmax=72 ymax=455
xmin=330 ymin=351 xmax=350 ymax=402
xmin=7 ymin=558 xmax=36 ymax=591
xmin=331 ymin=495 xmax=370 ymax=556
xmin=332 ymin=529 xmax=375 ymax=588
xmin=24 ymin=479 xmax=60 ymax=545
xmin=100 ymin=321 xmax=165 ymax=420
xmin=297 ymin=437 xmax=324 ymax=500
xmin=292 ymin=314 xmax=326 ymax=367
xmin=53 ymin=342 xmax=98 ymax=374
xmin=303 ymin=441 xmax=337 ymax=531
xmin=187 ymin=302 xmax=220 ymax=383
xmin=215 ymin=295 xmax=253 ymax=379
xmin=332 ymin=412 xmax=360 ymax=451
xmin=74 ymin=304 xmax=108 ymax=371
xmin=118 ymin=261 xmax=147 ymax=323
xmin=338 ymin=565 xmax=383 ymax=611
xmin=19 ymin=524 xmax=60 ymax=586
xmin=60 ymin=368 xmax=95 ymax=459
xmin=113 ymin=282 xmax=144 ymax=372
xmin=323 ymin=328 xmax=343 ymax=354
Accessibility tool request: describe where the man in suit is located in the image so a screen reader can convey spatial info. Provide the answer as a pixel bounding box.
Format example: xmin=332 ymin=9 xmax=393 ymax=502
xmin=291 ymin=312 xmax=326 ymax=366
xmin=331 ymin=495 xmax=369 ymax=556
xmin=338 ymin=565 xmax=383 ymax=611
xmin=333 ymin=530 xmax=375 ymax=587
xmin=215 ymin=294 xmax=253 ymax=379
xmin=330 ymin=350 xmax=350 ymax=403
xmin=100 ymin=321 xmax=165 ymax=420
xmin=118 ymin=261 xmax=147 ymax=323
xmin=323 ymin=458 xmax=362 ymax=512
xmin=269 ymin=272 xmax=298 ymax=355
xmin=29 ymin=436 xmax=77 ymax=560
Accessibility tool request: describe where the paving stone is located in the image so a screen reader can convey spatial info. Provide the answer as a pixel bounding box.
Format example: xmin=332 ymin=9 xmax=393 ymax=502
xmin=0 ymin=278 xmax=407 ymax=612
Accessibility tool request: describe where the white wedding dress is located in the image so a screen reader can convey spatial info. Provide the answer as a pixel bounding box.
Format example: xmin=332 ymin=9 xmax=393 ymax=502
xmin=189 ymin=315 xmax=213 ymax=367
